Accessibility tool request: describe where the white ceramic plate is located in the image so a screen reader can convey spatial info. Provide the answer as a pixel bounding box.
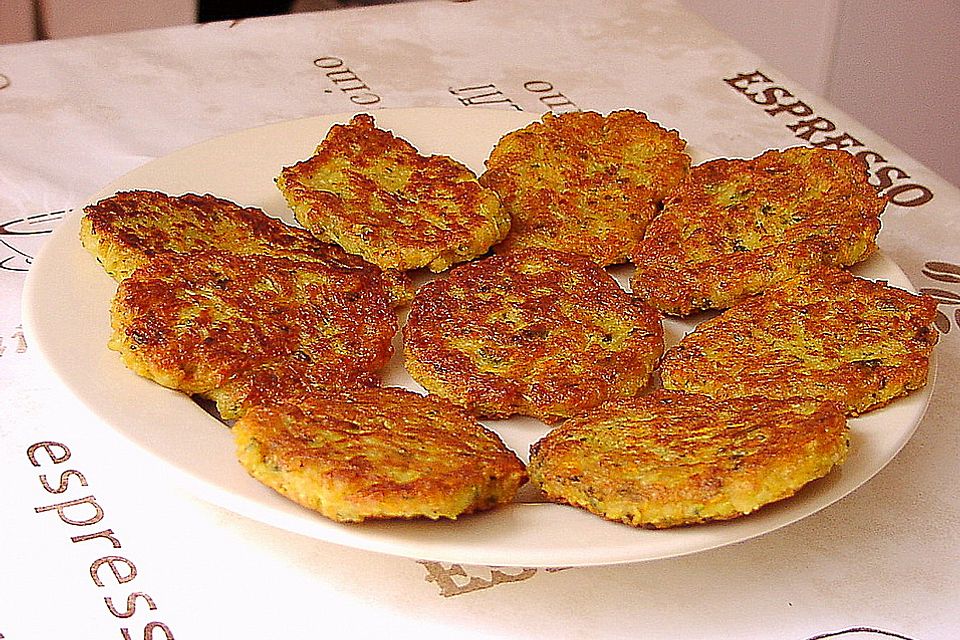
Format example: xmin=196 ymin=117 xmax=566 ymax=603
xmin=22 ymin=108 xmax=935 ymax=567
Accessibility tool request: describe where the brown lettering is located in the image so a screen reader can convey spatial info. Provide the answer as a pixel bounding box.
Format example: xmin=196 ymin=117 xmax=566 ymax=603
xmin=324 ymin=68 xmax=368 ymax=91
xmin=106 ymin=592 xmax=157 ymax=618
xmin=723 ymin=70 xmax=934 ymax=208
xmin=122 ymin=622 xmax=176 ymax=640
xmin=11 ymin=326 xmax=26 ymax=353
xmin=752 ymin=86 xmax=792 ymax=106
xmin=40 ymin=469 xmax=88 ymax=494
xmin=35 ymin=495 xmax=104 ymax=526
xmin=26 ymin=438 xmax=175 ymax=638
xmin=787 ymin=116 xmax=836 ymax=141
xmin=450 ymin=84 xmax=518 ymax=108
xmin=72 ymin=528 xmax=122 ymax=549
xmin=765 ymin=98 xmax=814 ymax=118
xmin=313 ymin=56 xmax=344 ymax=69
xmin=855 ymin=149 xmax=887 ymax=167
xmin=724 ymin=70 xmax=772 ymax=94
xmin=27 ymin=441 xmax=71 ymax=466
xmin=885 ymin=183 xmax=934 ymax=207
xmin=810 ymin=132 xmax=863 ymax=151
xmin=90 ymin=555 xmax=137 ymax=587
xmin=349 ymin=93 xmax=381 ymax=106
xmin=539 ymin=93 xmax=578 ymax=111
xmin=314 ymin=57 xmax=381 ymax=105
xmin=523 ymin=80 xmax=554 ymax=92
xmin=872 ymin=164 xmax=910 ymax=192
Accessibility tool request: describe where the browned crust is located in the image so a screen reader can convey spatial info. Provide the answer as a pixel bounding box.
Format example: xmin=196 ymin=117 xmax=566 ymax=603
xmin=630 ymin=147 xmax=886 ymax=315
xmin=480 ymin=109 xmax=690 ymax=266
xmin=276 ymin=113 xmax=509 ymax=272
xmin=659 ymin=266 xmax=939 ymax=414
xmin=403 ymin=248 xmax=664 ymax=423
xmin=80 ymin=189 xmax=413 ymax=305
xmin=528 ymin=390 xmax=849 ymax=528
xmin=233 ymin=386 xmax=527 ymax=522
xmin=109 ymin=251 xmax=397 ymax=419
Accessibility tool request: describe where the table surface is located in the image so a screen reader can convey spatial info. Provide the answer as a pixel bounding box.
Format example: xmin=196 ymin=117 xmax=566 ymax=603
xmin=1 ymin=1 xmax=958 ymax=638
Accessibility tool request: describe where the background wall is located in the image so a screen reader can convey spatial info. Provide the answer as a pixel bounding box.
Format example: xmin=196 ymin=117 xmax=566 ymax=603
xmin=0 ymin=0 xmax=194 ymax=42
xmin=2 ymin=0 xmax=957 ymax=188
xmin=681 ymin=0 xmax=960 ymax=188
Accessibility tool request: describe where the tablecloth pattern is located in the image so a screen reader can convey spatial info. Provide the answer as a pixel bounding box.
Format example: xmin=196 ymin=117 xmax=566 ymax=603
xmin=1 ymin=1 xmax=958 ymax=638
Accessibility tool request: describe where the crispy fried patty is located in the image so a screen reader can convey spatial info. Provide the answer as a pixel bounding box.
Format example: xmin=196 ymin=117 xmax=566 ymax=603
xmin=276 ymin=113 xmax=509 ymax=272
xmin=80 ymin=190 xmax=412 ymax=304
xmin=630 ymin=147 xmax=885 ymax=315
xmin=403 ymin=248 xmax=663 ymax=423
xmin=480 ymin=109 xmax=690 ymax=266
xmin=528 ymin=390 xmax=849 ymax=528
xmin=109 ymin=251 xmax=397 ymax=419
xmin=660 ymin=266 xmax=938 ymax=414
xmin=233 ymin=386 xmax=527 ymax=522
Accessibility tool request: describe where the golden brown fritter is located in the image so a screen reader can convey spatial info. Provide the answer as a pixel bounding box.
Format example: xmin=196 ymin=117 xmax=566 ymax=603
xmin=276 ymin=113 xmax=508 ymax=272
xmin=660 ymin=266 xmax=939 ymax=415
xmin=403 ymin=248 xmax=663 ymax=424
xmin=80 ymin=189 xmax=413 ymax=305
xmin=109 ymin=251 xmax=397 ymax=419
xmin=233 ymin=386 xmax=527 ymax=522
xmin=630 ymin=147 xmax=885 ymax=315
xmin=480 ymin=109 xmax=690 ymax=266
xmin=527 ymin=390 xmax=849 ymax=528
xmin=80 ymin=190 xmax=369 ymax=275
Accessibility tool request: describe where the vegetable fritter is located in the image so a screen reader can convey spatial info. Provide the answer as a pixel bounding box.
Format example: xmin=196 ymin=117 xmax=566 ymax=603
xmin=528 ymin=390 xmax=849 ymax=528
xmin=660 ymin=266 xmax=938 ymax=414
xmin=276 ymin=113 xmax=509 ymax=272
xmin=109 ymin=251 xmax=397 ymax=419
xmin=403 ymin=248 xmax=663 ymax=424
xmin=480 ymin=109 xmax=690 ymax=266
xmin=233 ymin=386 xmax=527 ymax=522
xmin=630 ymin=147 xmax=885 ymax=315
xmin=80 ymin=189 xmax=412 ymax=305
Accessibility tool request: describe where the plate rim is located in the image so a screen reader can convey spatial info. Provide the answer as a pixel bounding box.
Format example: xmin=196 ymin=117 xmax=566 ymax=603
xmin=21 ymin=106 xmax=937 ymax=567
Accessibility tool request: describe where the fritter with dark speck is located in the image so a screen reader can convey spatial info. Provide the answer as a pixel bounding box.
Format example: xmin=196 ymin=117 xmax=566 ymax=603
xmin=528 ymin=390 xmax=849 ymax=528
xmin=109 ymin=251 xmax=397 ymax=419
xmin=233 ymin=386 xmax=527 ymax=522
xmin=659 ymin=266 xmax=938 ymax=414
xmin=80 ymin=189 xmax=413 ymax=304
xmin=277 ymin=113 xmax=508 ymax=273
xmin=403 ymin=248 xmax=663 ymax=423
xmin=630 ymin=147 xmax=885 ymax=315
xmin=480 ymin=109 xmax=690 ymax=266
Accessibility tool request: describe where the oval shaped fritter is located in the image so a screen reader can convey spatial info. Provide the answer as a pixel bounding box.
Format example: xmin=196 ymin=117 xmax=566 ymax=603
xmin=403 ymin=248 xmax=664 ymax=424
xmin=480 ymin=109 xmax=690 ymax=266
xmin=233 ymin=386 xmax=527 ymax=522
xmin=660 ymin=266 xmax=939 ymax=415
xmin=528 ymin=390 xmax=849 ymax=528
xmin=276 ymin=113 xmax=509 ymax=272
xmin=80 ymin=189 xmax=413 ymax=304
xmin=109 ymin=251 xmax=397 ymax=419
xmin=630 ymin=147 xmax=885 ymax=315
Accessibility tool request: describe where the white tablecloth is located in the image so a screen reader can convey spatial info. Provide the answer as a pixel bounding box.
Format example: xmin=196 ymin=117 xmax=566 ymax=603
xmin=1 ymin=1 xmax=957 ymax=637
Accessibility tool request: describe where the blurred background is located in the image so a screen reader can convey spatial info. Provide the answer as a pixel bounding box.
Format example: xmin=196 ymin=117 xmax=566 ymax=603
xmin=1 ymin=0 xmax=957 ymax=189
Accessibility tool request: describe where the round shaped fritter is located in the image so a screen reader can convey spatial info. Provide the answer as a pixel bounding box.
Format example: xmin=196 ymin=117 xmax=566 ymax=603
xmin=232 ymin=386 xmax=527 ymax=522
xmin=80 ymin=189 xmax=413 ymax=305
xmin=276 ymin=113 xmax=509 ymax=273
xmin=630 ymin=146 xmax=885 ymax=315
xmin=479 ymin=109 xmax=690 ymax=266
xmin=403 ymin=248 xmax=664 ymax=424
xmin=109 ymin=251 xmax=397 ymax=419
xmin=660 ymin=266 xmax=939 ymax=415
xmin=527 ymin=390 xmax=849 ymax=528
